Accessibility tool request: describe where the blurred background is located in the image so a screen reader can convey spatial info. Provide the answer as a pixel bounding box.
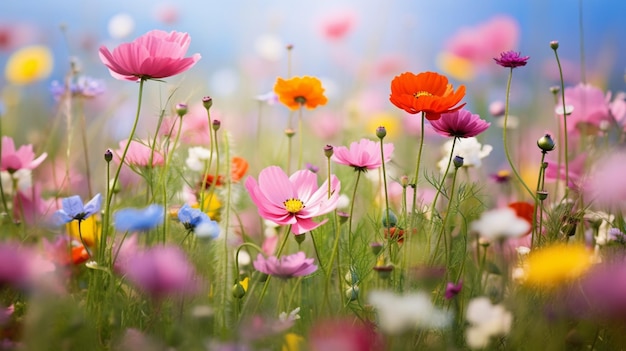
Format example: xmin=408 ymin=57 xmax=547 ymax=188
xmin=0 ymin=0 xmax=624 ymax=182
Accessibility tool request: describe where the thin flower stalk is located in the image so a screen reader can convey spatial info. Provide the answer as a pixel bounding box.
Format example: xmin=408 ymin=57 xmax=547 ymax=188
xmin=428 ymin=138 xmax=458 ymax=257
xmin=552 ymin=45 xmax=570 ymax=198
xmin=409 ymin=112 xmax=426 ymax=233
xmin=430 ymin=156 xmax=461 ymax=267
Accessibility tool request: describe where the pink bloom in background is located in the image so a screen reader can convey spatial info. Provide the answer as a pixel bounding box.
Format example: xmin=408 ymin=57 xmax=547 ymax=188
xmin=572 ymin=259 xmax=626 ymax=322
xmin=159 ymin=104 xmax=215 ymax=145
xmin=14 ymin=185 xmax=54 ymax=226
xmin=0 ymin=242 xmax=34 ymax=289
xmin=99 ymin=30 xmax=201 ymax=81
xmin=545 ymin=153 xmax=587 ymax=191
xmin=443 ymin=15 xmax=519 ymax=66
xmin=557 ymin=83 xmax=611 ymax=134
xmin=309 ymin=318 xmax=382 ymax=351
xmin=429 ymin=109 xmax=490 ymax=138
xmin=253 ymin=251 xmax=317 ymax=279
xmin=115 ymin=139 xmax=164 ymax=168
xmin=120 ymin=245 xmax=199 ymax=298
xmin=584 ymin=152 xmax=626 ymax=208
xmin=245 ymin=166 xmax=340 ymax=235
xmin=493 ymin=51 xmax=529 ymax=68
xmin=1 ymin=136 xmax=47 ymax=172
xmin=332 ymin=138 xmax=394 ymax=171
xmin=318 ymin=9 xmax=357 ymax=40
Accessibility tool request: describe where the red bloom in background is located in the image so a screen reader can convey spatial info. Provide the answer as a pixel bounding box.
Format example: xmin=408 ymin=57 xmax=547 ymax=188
xmin=508 ymin=201 xmax=534 ymax=235
xmin=99 ymin=30 xmax=201 ymax=81
xmin=201 ymin=156 xmax=249 ymax=188
xmin=389 ymin=71 xmax=466 ymax=120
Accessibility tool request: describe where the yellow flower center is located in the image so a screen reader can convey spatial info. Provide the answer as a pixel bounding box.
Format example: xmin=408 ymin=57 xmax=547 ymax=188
xmin=284 ymin=198 xmax=304 ymax=213
xmin=413 ymin=91 xmax=433 ymax=98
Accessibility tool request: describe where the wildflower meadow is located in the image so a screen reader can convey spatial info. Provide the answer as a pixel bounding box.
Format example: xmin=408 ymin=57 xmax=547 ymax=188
xmin=1 ymin=1 xmax=626 ymax=350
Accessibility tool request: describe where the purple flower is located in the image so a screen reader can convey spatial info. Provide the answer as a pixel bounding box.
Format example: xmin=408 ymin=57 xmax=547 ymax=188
xmin=120 ymin=245 xmax=199 ymax=298
xmin=429 ymin=109 xmax=490 ymax=138
xmin=445 ymin=281 xmax=463 ymax=299
xmin=52 ymin=193 xmax=102 ymax=225
xmin=50 ymin=76 xmax=106 ymax=100
xmin=253 ymin=251 xmax=317 ymax=279
xmin=493 ymin=51 xmax=530 ymax=68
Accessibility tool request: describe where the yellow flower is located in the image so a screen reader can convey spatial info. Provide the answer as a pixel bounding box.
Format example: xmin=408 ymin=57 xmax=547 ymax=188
xmin=524 ymin=244 xmax=592 ymax=288
xmin=274 ymin=76 xmax=328 ymax=110
xmin=366 ymin=112 xmax=400 ymax=140
xmin=282 ymin=333 xmax=304 ymax=351
xmin=436 ymin=52 xmax=475 ymax=82
xmin=67 ymin=215 xmax=101 ymax=247
xmin=5 ymin=45 xmax=53 ymax=85
xmin=193 ymin=193 xmax=222 ymax=221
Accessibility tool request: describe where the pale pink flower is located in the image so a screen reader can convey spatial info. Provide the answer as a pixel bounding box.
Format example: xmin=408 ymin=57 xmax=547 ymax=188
xmin=115 ymin=139 xmax=164 ymax=168
xmin=318 ymin=9 xmax=357 ymax=40
xmin=557 ymin=83 xmax=611 ymax=134
xmin=159 ymin=104 xmax=214 ymax=145
xmin=1 ymin=136 xmax=47 ymax=172
xmin=545 ymin=153 xmax=587 ymax=191
xmin=429 ymin=109 xmax=490 ymax=138
xmin=99 ymin=30 xmax=201 ymax=81
xmin=13 ymin=185 xmax=55 ymax=226
xmin=444 ymin=15 xmax=519 ymax=67
xmin=253 ymin=251 xmax=317 ymax=279
xmin=120 ymin=245 xmax=199 ymax=298
xmin=0 ymin=242 xmax=34 ymax=289
xmin=584 ymin=151 xmax=626 ymax=208
xmin=245 ymin=166 xmax=340 ymax=235
xmin=332 ymin=138 xmax=394 ymax=171
xmin=309 ymin=318 xmax=382 ymax=351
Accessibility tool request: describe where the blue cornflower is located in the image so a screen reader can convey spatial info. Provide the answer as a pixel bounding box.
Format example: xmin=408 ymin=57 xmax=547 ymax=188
xmin=114 ymin=204 xmax=165 ymax=232
xmin=50 ymin=76 xmax=106 ymax=101
xmin=177 ymin=204 xmax=220 ymax=239
xmin=53 ymin=194 xmax=102 ymax=225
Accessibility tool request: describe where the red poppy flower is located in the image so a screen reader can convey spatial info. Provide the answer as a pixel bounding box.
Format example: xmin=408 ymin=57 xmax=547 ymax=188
xmin=389 ymin=71 xmax=466 ymax=120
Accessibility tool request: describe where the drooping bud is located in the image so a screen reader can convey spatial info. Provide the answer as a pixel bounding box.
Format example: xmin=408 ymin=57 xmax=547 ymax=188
xmin=537 ymin=134 xmax=556 ymax=152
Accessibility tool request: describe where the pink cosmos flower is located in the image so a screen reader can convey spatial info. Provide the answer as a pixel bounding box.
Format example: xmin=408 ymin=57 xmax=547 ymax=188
xmin=99 ymin=30 xmax=201 ymax=81
xmin=0 ymin=242 xmax=34 ymax=289
xmin=584 ymin=151 xmax=626 ymax=208
xmin=253 ymin=251 xmax=317 ymax=279
xmin=545 ymin=153 xmax=587 ymax=191
xmin=1 ymin=136 xmax=47 ymax=172
xmin=332 ymin=138 xmax=394 ymax=171
xmin=245 ymin=166 xmax=340 ymax=235
xmin=318 ymin=9 xmax=357 ymax=41
xmin=557 ymin=83 xmax=611 ymax=134
xmin=115 ymin=139 xmax=164 ymax=168
xmin=429 ymin=109 xmax=490 ymax=138
xmin=309 ymin=318 xmax=382 ymax=351
xmin=120 ymin=245 xmax=199 ymax=298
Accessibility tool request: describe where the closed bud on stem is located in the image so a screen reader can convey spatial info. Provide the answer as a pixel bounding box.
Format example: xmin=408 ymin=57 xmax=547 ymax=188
xmin=284 ymin=128 xmax=295 ymax=138
xmin=550 ymin=40 xmax=559 ymax=50
xmin=453 ymin=155 xmax=464 ymax=168
xmin=175 ymin=103 xmax=188 ymax=117
xmin=376 ymin=126 xmax=387 ymax=139
xmin=537 ymin=190 xmax=548 ymax=201
xmin=323 ymin=144 xmax=334 ymax=158
xmin=212 ymin=119 xmax=221 ymax=131
xmin=232 ymin=283 xmax=246 ymax=299
xmin=382 ymin=209 xmax=397 ymax=228
xmin=202 ymin=96 xmax=213 ymax=110
xmin=294 ymin=233 xmax=306 ymax=245
xmin=537 ymin=134 xmax=556 ymax=152
xmin=400 ymin=175 xmax=409 ymax=188
xmin=104 ymin=149 xmax=113 ymax=163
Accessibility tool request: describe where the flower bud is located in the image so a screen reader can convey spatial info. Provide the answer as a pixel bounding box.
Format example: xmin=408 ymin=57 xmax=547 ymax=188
xmin=337 ymin=211 xmax=350 ymax=224
xmin=370 ymin=242 xmax=383 ymax=256
xmin=550 ymin=40 xmax=559 ymax=50
xmin=202 ymin=96 xmax=213 ymax=110
xmin=537 ymin=190 xmax=548 ymax=201
xmin=294 ymin=233 xmax=306 ymax=245
xmin=323 ymin=145 xmax=334 ymax=158
xmin=104 ymin=149 xmax=113 ymax=162
xmin=537 ymin=134 xmax=556 ymax=152
xmin=285 ymin=128 xmax=295 ymax=138
xmin=345 ymin=285 xmax=359 ymax=302
xmin=381 ymin=209 xmax=397 ymax=228
xmin=344 ymin=268 xmax=358 ymax=285
xmin=400 ymin=175 xmax=409 ymax=188
xmin=212 ymin=119 xmax=221 ymax=131
xmin=373 ymin=265 xmax=393 ymax=279
xmin=232 ymin=282 xmax=246 ymax=299
xmin=175 ymin=103 xmax=188 ymax=117
xmin=286 ymin=44 xmax=294 ymax=50
xmin=549 ymin=86 xmax=560 ymax=95
xmin=453 ymin=155 xmax=464 ymax=168
xmin=376 ymin=126 xmax=387 ymax=139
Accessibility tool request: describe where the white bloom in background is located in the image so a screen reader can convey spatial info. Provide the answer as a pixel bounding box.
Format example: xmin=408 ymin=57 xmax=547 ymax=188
xmin=584 ymin=210 xmax=614 ymax=246
xmin=236 ymin=250 xmax=251 ymax=266
xmin=466 ymin=297 xmax=513 ymax=349
xmin=279 ymin=307 xmax=301 ymax=323
xmin=368 ymin=290 xmax=451 ymax=334
xmin=337 ymin=194 xmax=350 ymax=209
xmin=185 ymin=146 xmax=212 ymax=172
xmin=471 ymin=207 xmax=530 ymax=241
xmin=1 ymin=169 xmax=32 ymax=196
xmin=437 ymin=137 xmax=492 ymax=173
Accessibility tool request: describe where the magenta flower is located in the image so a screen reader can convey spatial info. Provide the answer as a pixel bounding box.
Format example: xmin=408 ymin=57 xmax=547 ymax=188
xmin=0 ymin=242 xmax=33 ymax=289
xmin=445 ymin=281 xmax=463 ymax=299
xmin=331 ymin=138 xmax=394 ymax=172
xmin=493 ymin=50 xmax=529 ymax=68
xmin=429 ymin=109 xmax=490 ymax=138
xmin=245 ymin=166 xmax=340 ymax=235
xmin=99 ymin=30 xmax=201 ymax=81
xmin=253 ymin=251 xmax=317 ymax=279
xmin=1 ymin=136 xmax=47 ymax=172
xmin=120 ymin=245 xmax=199 ymax=298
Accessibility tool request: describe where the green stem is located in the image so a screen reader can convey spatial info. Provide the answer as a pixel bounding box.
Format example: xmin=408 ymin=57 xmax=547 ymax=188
xmin=428 ymin=138 xmax=458 ymax=257
xmin=103 ymin=78 xmax=146 ymax=265
xmin=379 ymin=137 xmax=392 ymax=259
xmin=430 ymin=164 xmax=460 ymax=267
xmin=502 ymin=68 xmax=536 ymax=201
xmin=253 ymin=225 xmax=292 ymax=315
xmin=347 ymin=170 xmax=363 ymax=259
xmin=297 ymin=107 xmax=303 ymax=170
xmin=552 ymin=47 xmax=570 ymax=199
xmin=409 ymin=112 xmax=425 ymax=228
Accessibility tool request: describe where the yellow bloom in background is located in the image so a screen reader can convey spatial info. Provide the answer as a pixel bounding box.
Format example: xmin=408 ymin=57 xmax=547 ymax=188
xmin=5 ymin=45 xmax=53 ymax=85
xmin=193 ymin=193 xmax=222 ymax=221
xmin=524 ymin=244 xmax=593 ymax=288
xmin=67 ymin=215 xmax=101 ymax=247
xmin=366 ymin=112 xmax=400 ymax=140
xmin=282 ymin=333 xmax=304 ymax=351
xmin=274 ymin=76 xmax=328 ymax=110
xmin=437 ymin=52 xmax=475 ymax=82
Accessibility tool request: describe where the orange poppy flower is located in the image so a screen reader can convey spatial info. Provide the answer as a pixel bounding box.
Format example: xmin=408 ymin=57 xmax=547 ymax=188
xmin=274 ymin=76 xmax=328 ymax=110
xmin=389 ymin=71 xmax=466 ymax=120
xmin=202 ymin=156 xmax=249 ymax=188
